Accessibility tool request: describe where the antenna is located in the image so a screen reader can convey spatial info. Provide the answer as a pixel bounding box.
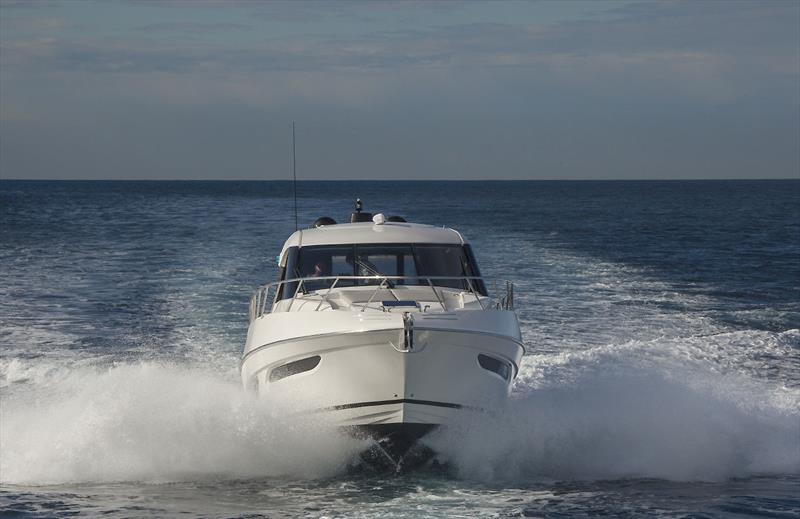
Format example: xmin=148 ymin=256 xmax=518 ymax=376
xmin=292 ymin=121 xmax=298 ymax=231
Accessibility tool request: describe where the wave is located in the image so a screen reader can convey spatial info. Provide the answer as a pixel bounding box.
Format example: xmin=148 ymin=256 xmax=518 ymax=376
xmin=430 ymin=331 xmax=800 ymax=482
xmin=0 ymin=361 xmax=365 ymax=485
xmin=1 ymin=330 xmax=798 ymax=485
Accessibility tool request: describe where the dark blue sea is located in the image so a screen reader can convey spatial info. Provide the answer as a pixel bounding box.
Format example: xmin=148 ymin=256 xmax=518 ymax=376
xmin=1 ymin=180 xmax=798 ymax=518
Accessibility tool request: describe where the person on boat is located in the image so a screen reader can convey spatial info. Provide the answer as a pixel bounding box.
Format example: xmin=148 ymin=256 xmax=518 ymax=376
xmin=311 ymin=260 xmax=327 ymax=277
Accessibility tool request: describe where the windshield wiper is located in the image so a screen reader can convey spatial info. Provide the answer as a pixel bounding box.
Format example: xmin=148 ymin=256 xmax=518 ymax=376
xmin=355 ymin=258 xmax=395 ymax=288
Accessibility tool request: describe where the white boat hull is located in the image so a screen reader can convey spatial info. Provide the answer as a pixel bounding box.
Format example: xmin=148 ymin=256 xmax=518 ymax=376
xmin=241 ymin=218 xmax=523 ymax=468
xmin=241 ymin=310 xmax=523 ymax=428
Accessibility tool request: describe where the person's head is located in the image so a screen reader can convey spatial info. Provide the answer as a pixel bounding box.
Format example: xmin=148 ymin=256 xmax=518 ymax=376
xmin=313 ymin=261 xmax=325 ymax=276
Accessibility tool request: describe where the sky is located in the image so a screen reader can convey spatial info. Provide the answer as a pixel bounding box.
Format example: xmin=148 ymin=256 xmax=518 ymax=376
xmin=0 ymin=0 xmax=798 ymax=180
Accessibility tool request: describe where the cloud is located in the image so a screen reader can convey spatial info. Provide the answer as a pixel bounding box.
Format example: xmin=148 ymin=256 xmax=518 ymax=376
xmin=0 ymin=0 xmax=64 ymax=9
xmin=4 ymin=2 xmax=796 ymax=80
xmin=129 ymin=0 xmax=464 ymax=22
xmin=1 ymin=0 xmax=797 ymax=179
xmin=135 ymin=22 xmax=254 ymax=35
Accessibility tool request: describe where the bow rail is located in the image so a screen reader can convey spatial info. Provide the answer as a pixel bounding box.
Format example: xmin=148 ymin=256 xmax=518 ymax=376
xmin=249 ymin=275 xmax=514 ymax=321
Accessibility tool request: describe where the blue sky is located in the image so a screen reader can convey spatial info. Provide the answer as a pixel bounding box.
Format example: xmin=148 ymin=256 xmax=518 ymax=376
xmin=1 ymin=0 xmax=798 ymax=180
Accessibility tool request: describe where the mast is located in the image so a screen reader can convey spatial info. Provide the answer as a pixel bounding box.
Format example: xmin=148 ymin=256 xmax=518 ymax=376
xmin=292 ymin=121 xmax=298 ymax=231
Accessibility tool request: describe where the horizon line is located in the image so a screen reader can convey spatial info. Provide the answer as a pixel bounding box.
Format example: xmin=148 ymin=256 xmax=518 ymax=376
xmin=2 ymin=177 xmax=799 ymax=182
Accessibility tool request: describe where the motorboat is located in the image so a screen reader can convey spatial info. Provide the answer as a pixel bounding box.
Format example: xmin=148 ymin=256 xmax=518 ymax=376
xmin=241 ymin=201 xmax=523 ymax=470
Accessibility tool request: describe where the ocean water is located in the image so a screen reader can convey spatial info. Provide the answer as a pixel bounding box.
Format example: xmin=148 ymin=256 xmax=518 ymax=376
xmin=1 ymin=179 xmax=798 ymax=518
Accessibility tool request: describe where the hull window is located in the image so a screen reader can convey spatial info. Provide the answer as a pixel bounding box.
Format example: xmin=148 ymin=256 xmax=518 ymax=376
xmin=477 ymin=354 xmax=511 ymax=381
xmin=269 ymin=355 xmax=321 ymax=382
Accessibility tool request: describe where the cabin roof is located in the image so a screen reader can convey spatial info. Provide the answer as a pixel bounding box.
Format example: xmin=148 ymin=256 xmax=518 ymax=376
xmin=279 ymin=222 xmax=465 ymax=262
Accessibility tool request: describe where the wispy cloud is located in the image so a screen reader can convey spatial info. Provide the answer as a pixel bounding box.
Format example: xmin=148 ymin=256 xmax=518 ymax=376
xmin=1 ymin=0 xmax=797 ymax=179
xmin=135 ymin=22 xmax=254 ymax=35
xmin=5 ymin=2 xmax=796 ymax=77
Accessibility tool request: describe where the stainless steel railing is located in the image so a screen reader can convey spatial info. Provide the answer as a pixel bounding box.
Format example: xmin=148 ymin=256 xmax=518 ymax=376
xmin=249 ymin=275 xmax=515 ymax=321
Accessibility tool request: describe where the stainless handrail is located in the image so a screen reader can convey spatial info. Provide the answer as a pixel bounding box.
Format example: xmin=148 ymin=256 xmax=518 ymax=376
xmin=315 ymin=277 xmax=340 ymax=312
xmin=249 ymin=275 xmax=515 ymax=320
xmin=362 ymin=277 xmax=394 ymax=312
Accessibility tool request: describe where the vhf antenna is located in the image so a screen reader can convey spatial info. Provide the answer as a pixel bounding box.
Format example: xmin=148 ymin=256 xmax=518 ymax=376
xmin=292 ymin=121 xmax=298 ymax=231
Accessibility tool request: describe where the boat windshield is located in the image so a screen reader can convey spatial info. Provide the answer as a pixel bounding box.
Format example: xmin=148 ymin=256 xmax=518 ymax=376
xmin=279 ymin=243 xmax=486 ymax=299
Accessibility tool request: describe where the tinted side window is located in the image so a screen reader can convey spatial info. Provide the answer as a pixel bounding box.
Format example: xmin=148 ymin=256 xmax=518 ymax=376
xmin=464 ymin=244 xmax=487 ymax=295
xmin=279 ymin=246 xmax=300 ymax=300
xmin=414 ymin=245 xmax=468 ymax=290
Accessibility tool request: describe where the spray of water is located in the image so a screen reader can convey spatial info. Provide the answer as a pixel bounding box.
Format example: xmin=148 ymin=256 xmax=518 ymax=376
xmin=431 ymin=352 xmax=799 ymax=482
xmin=0 ymin=361 xmax=366 ymax=484
xmin=3 ymin=329 xmax=797 ymax=486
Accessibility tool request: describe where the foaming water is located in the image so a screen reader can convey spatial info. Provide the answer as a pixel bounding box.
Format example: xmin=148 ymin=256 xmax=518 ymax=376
xmin=1 ymin=361 xmax=365 ymax=485
xmin=2 ymin=333 xmax=796 ymax=486
xmin=435 ymin=351 xmax=799 ymax=483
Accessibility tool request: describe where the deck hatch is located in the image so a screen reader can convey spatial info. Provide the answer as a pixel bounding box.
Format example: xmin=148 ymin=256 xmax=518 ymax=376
xmin=382 ymin=300 xmax=418 ymax=308
xmin=270 ymin=355 xmax=321 ymax=382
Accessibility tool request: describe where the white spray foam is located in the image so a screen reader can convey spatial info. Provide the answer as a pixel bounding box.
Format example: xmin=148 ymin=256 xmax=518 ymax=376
xmin=1 ymin=327 xmax=797 ymax=485
xmin=430 ymin=339 xmax=800 ymax=483
xmin=0 ymin=362 xmax=366 ymax=484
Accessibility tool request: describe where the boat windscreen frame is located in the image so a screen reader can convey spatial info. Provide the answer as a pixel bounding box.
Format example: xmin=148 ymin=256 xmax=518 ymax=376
xmin=277 ymin=243 xmax=487 ymax=301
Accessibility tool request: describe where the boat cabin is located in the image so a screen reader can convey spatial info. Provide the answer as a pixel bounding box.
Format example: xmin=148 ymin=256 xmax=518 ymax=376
xmin=248 ymin=212 xmax=512 ymax=319
xmin=276 ymin=221 xmax=487 ymax=300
